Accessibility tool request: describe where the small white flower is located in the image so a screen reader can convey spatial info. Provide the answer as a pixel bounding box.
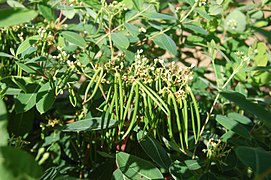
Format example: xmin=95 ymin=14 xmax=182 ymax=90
xmin=139 ymin=27 xmax=146 ymax=33
xmin=227 ymin=19 xmax=237 ymax=30
xmin=62 ymin=51 xmax=67 ymax=56
xmin=159 ymin=59 xmax=164 ymax=64
xmin=243 ymin=56 xmax=250 ymax=63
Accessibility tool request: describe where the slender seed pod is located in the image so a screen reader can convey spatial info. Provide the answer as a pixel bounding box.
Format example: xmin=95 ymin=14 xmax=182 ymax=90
xmin=155 ymin=78 xmax=159 ymax=92
xmin=109 ymin=91 xmax=115 ymax=114
xmin=179 ymin=97 xmax=183 ymax=109
xmin=113 ymin=75 xmax=119 ymax=122
xmin=170 ymin=93 xmax=184 ymax=149
xmin=137 ymin=81 xmax=169 ymax=115
xmin=97 ymin=87 xmax=112 ymax=111
xmin=84 ymin=68 xmax=101 ymax=103
xmin=117 ymin=73 xmax=124 ymax=121
xmin=56 ymin=68 xmax=73 ymax=95
xmin=182 ymin=98 xmax=188 ymax=149
xmin=123 ymin=82 xmax=136 ymax=123
xmin=190 ymin=101 xmax=197 ymax=142
xmin=122 ymin=83 xmax=139 ymax=139
xmin=147 ymin=94 xmax=153 ymax=119
xmin=187 ymin=86 xmax=201 ymax=143
xmin=68 ymin=83 xmax=77 ymax=107
xmin=158 ymin=75 xmax=162 ymax=92
xmin=85 ymin=68 xmax=104 ymax=102
xmin=167 ymin=94 xmax=174 ymax=140
xmin=142 ymin=93 xmax=149 ymax=128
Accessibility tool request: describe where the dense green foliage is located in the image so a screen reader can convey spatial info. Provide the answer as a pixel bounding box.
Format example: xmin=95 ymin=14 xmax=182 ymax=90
xmin=0 ymin=0 xmax=271 ymax=179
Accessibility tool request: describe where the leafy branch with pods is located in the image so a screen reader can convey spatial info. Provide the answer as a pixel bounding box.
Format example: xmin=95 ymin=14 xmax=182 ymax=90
xmin=0 ymin=0 xmax=271 ymax=179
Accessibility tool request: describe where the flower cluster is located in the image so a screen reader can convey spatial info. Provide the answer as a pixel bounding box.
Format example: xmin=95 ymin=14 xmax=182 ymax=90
xmin=195 ymin=0 xmax=207 ymax=6
xmin=235 ymin=51 xmax=250 ymax=65
xmin=227 ymin=19 xmax=238 ymax=30
xmin=122 ymin=50 xmax=193 ymax=99
xmin=106 ymin=1 xmax=127 ymax=15
xmin=203 ymin=138 xmax=231 ymax=165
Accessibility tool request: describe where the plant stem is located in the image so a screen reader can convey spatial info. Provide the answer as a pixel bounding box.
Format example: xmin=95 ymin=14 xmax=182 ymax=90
xmin=95 ymin=5 xmax=152 ymax=45
xmin=108 ymin=17 xmax=114 ymax=60
xmin=180 ymin=3 xmax=197 ymax=23
xmin=199 ymin=70 xmax=237 ymax=138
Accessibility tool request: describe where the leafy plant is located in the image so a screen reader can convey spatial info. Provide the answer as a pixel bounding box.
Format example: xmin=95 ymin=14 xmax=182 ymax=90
xmin=0 ymin=0 xmax=271 ymax=179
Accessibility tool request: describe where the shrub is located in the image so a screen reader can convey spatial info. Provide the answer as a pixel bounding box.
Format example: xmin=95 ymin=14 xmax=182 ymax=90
xmin=0 ymin=0 xmax=271 ymax=179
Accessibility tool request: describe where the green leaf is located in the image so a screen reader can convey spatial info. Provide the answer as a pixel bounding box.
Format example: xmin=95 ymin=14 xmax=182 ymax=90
xmin=15 ymin=92 xmax=37 ymax=113
xmin=36 ymin=82 xmax=55 ymax=114
xmin=124 ymin=23 xmax=139 ymax=37
xmin=132 ymin=0 xmax=143 ymax=11
xmin=235 ymin=146 xmax=271 ymax=175
xmin=57 ymin=5 xmax=75 ymax=19
xmin=195 ymin=7 xmax=212 ymax=20
xmin=142 ymin=12 xmax=176 ymax=21
xmin=240 ymin=66 xmax=271 ymax=72
xmin=7 ymin=0 xmax=25 ymax=8
xmin=116 ymin=151 xmax=164 ymax=179
xmin=169 ymin=160 xmax=188 ymax=180
xmin=38 ymin=4 xmax=55 ymax=21
xmin=137 ymin=131 xmax=171 ymax=170
xmin=79 ymin=0 xmax=102 ymax=10
xmin=0 ymin=146 xmax=43 ymax=179
xmin=8 ymin=110 xmax=34 ymax=136
xmin=15 ymin=62 xmax=41 ymax=74
xmin=111 ymin=32 xmax=130 ymax=49
xmin=184 ymin=160 xmax=201 ymax=171
xmin=227 ymin=112 xmax=251 ymax=125
xmin=221 ymin=91 xmax=271 ymax=129
xmin=253 ymin=71 xmax=271 ymax=85
xmin=0 ymin=8 xmax=38 ymax=27
xmin=63 ymin=9 xmax=75 ymax=19
xmin=185 ymin=0 xmax=195 ymax=6
xmin=0 ymin=52 xmax=13 ymax=58
xmin=221 ymin=131 xmax=235 ymax=142
xmin=162 ymin=136 xmax=182 ymax=153
xmin=208 ymin=4 xmax=223 ymax=16
xmin=183 ymin=24 xmax=208 ymax=35
xmin=216 ymin=115 xmax=250 ymax=138
xmin=61 ymin=31 xmax=87 ymax=48
xmin=112 ymin=169 xmax=129 ymax=180
xmin=151 ymin=33 xmax=177 ymax=56
xmin=62 ymin=117 xmax=116 ymax=132
xmin=16 ymin=36 xmax=39 ymax=56
xmin=0 ymin=99 xmax=9 ymax=146
xmin=253 ymin=42 xmax=268 ymax=67
xmin=225 ymin=10 xmax=246 ymax=33
xmin=43 ymin=131 xmax=60 ymax=147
